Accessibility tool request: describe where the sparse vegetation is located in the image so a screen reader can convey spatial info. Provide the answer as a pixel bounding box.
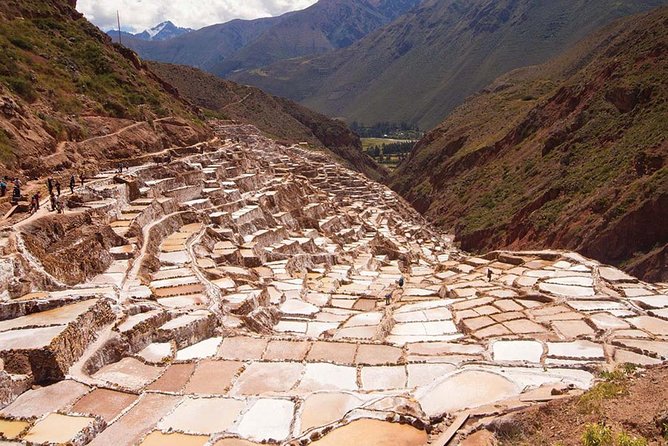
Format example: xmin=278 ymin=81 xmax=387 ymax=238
xmin=580 ymin=424 xmax=649 ymax=446
xmin=577 ymin=366 xmax=634 ymax=414
xmin=0 ymin=6 xmax=196 ymax=122
xmin=389 ymin=6 xmax=668 ymax=280
xmin=0 ymin=128 xmax=15 ymax=165
xmin=582 ymin=423 xmax=613 ymax=446
xmin=614 ymin=432 xmax=648 ymax=446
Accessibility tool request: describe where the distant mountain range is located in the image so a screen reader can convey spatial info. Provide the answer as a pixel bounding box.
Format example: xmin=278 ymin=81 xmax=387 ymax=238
xmin=390 ymin=6 xmax=668 ymax=281
xmin=108 ymin=21 xmax=193 ymax=42
xmin=231 ymin=0 xmax=668 ymax=129
xmin=114 ymin=0 xmax=666 ymax=130
xmin=111 ymin=0 xmax=423 ymax=75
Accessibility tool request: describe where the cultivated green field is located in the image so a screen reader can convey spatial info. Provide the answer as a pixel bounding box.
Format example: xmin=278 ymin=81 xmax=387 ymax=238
xmin=362 ymin=138 xmax=416 ymax=170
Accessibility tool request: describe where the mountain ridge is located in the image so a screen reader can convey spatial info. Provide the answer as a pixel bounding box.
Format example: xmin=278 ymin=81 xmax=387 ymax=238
xmin=231 ymin=0 xmax=668 ymax=129
xmin=389 ymin=6 xmax=668 ymax=281
xmin=111 ymin=0 xmax=422 ymax=76
xmin=108 ymin=21 xmax=193 ymax=42
xmin=149 ymin=62 xmax=386 ymax=181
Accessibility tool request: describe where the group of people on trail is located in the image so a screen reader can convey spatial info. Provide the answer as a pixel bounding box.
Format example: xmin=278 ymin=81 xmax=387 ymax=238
xmin=46 ymin=176 xmax=66 ymax=214
xmin=29 ymin=192 xmax=41 ymax=214
xmin=0 ymin=177 xmax=21 ymax=200
xmin=0 ymin=170 xmax=88 ymax=217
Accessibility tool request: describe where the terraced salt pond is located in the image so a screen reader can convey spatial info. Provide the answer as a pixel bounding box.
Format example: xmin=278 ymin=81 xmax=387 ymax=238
xmin=0 ymin=124 xmax=666 ymax=444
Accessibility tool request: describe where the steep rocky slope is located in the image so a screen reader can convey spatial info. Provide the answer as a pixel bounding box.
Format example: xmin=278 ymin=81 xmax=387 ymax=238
xmin=0 ymin=0 xmax=210 ymax=179
xmin=0 ymin=0 xmax=381 ymax=188
xmin=149 ymin=62 xmax=385 ymax=181
xmin=114 ymin=0 xmax=422 ymax=77
xmin=233 ymin=0 xmax=667 ymax=129
xmin=390 ymin=7 xmax=668 ymax=281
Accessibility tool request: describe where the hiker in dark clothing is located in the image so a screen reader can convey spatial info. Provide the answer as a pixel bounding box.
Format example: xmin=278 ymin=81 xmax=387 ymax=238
xmin=29 ymin=195 xmax=37 ymax=214
xmin=55 ymin=180 xmax=61 ymax=197
xmin=487 ymin=268 xmax=493 ymax=281
xmin=69 ymin=175 xmax=75 ymax=194
xmin=12 ymin=184 xmax=20 ymax=201
xmin=34 ymin=192 xmax=40 ymax=210
xmin=13 ymin=177 xmax=21 ymax=196
xmin=398 ymin=276 xmax=404 ymax=288
xmin=50 ymin=193 xmax=57 ymax=212
xmin=47 ymin=177 xmax=53 ymax=195
xmin=0 ymin=180 xmax=6 ymax=197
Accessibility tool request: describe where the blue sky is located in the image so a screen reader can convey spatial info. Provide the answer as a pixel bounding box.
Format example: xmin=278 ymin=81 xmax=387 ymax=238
xmin=77 ymin=0 xmax=318 ymax=33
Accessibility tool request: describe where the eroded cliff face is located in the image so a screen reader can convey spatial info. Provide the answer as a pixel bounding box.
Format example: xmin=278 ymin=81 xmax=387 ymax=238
xmin=391 ymin=7 xmax=668 ymax=281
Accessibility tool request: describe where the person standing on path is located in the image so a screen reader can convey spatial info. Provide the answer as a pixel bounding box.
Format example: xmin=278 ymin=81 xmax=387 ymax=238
xmin=29 ymin=194 xmax=37 ymax=214
xmin=47 ymin=177 xmax=53 ymax=196
xmin=69 ymin=175 xmax=75 ymax=194
xmin=79 ymin=172 xmax=84 ymax=187
xmin=55 ymin=180 xmax=61 ymax=197
xmin=12 ymin=182 xmax=20 ymax=201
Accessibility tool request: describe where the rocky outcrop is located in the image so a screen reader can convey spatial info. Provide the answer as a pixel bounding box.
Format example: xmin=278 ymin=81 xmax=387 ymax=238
xmin=20 ymin=214 xmax=126 ymax=286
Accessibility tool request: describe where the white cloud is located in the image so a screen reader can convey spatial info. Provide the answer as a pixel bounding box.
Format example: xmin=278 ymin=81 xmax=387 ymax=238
xmin=77 ymin=0 xmax=318 ymax=33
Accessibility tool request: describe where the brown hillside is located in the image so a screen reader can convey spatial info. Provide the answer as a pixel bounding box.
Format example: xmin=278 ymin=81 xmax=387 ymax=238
xmin=390 ymin=7 xmax=668 ymax=281
xmin=148 ymin=62 xmax=386 ymax=181
xmin=467 ymin=365 xmax=668 ymax=445
xmin=0 ymin=0 xmax=211 ymax=181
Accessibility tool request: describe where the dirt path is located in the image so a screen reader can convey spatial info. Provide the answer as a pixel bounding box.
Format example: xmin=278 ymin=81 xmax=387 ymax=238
xmin=221 ymin=92 xmax=253 ymax=111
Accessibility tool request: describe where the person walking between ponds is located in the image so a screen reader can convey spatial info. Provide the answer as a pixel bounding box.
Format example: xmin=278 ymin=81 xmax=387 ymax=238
xmin=55 ymin=180 xmax=61 ymax=197
xmin=29 ymin=194 xmax=38 ymax=214
xmin=0 ymin=179 xmax=6 ymax=197
xmin=487 ymin=268 xmax=493 ymax=281
xmin=69 ymin=175 xmax=75 ymax=194
xmin=50 ymin=193 xmax=57 ymax=212
xmin=398 ymin=276 xmax=404 ymax=288
xmin=79 ymin=173 xmax=84 ymax=187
